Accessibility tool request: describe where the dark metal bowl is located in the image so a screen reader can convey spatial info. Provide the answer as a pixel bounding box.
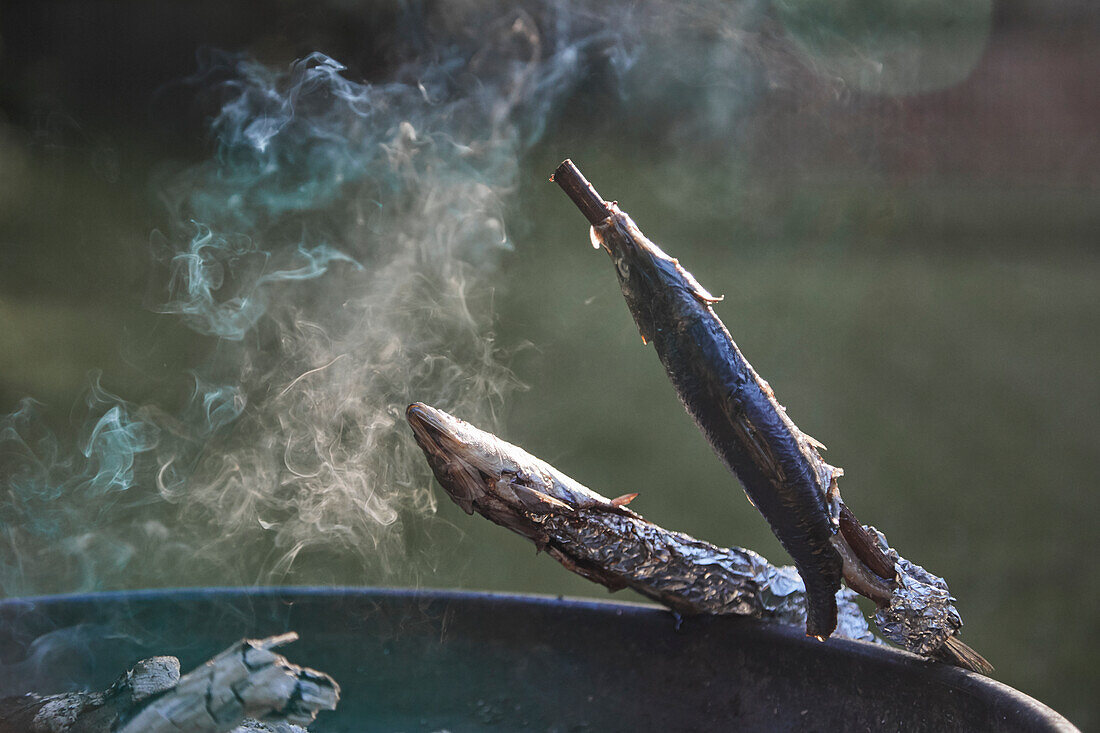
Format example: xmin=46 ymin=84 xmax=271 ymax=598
xmin=0 ymin=588 xmax=1077 ymax=732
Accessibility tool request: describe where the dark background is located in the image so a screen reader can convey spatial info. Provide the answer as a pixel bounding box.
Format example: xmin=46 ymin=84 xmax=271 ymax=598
xmin=1 ymin=1 xmax=1097 ymax=727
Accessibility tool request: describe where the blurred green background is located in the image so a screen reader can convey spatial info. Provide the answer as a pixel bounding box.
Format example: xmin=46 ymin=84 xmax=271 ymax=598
xmin=1 ymin=0 xmax=1097 ymax=727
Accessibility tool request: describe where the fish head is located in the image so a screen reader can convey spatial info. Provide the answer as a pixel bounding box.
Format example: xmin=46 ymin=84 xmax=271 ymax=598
xmin=406 ymin=402 xmax=613 ymax=539
xmin=590 ymin=204 xmax=722 ymax=344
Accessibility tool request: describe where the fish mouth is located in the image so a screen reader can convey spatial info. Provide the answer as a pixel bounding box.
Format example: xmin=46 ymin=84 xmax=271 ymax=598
xmin=406 ymin=402 xmax=563 ymax=517
xmin=405 ymin=402 xmax=517 ymax=480
xmin=405 ymin=402 xmax=452 ymax=454
xmin=406 ymin=402 xmax=615 ymax=523
xmin=406 ymin=402 xmax=494 ymax=514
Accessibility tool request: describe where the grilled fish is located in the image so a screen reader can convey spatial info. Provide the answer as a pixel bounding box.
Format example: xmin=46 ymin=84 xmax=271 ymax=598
xmin=584 ymin=200 xmax=844 ymax=639
xmin=406 ymin=401 xmax=876 ymax=640
xmin=551 ymin=160 xmax=990 ymax=670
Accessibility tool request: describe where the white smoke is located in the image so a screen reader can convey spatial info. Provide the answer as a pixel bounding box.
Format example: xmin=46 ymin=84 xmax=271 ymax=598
xmin=0 ymin=0 xmax=843 ymax=595
xmin=1 ymin=3 xmax=624 ymax=593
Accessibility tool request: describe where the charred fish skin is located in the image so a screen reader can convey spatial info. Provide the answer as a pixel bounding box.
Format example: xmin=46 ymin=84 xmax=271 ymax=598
xmin=591 ymin=206 xmax=844 ymax=640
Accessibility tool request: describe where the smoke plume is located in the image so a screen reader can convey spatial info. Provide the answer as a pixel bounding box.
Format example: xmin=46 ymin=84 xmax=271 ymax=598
xmin=0 ymin=0 xmax=873 ymax=595
xmin=0 ymin=3 xmax=629 ymax=594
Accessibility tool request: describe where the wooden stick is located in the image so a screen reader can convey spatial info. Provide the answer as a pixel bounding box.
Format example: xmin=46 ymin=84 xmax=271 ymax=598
xmin=551 ymin=159 xmax=611 ymax=226
xmin=0 ymin=633 xmax=338 ymax=733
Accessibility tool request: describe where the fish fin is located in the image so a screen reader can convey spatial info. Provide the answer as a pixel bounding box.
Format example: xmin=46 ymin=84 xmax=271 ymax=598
xmin=758 ymin=378 xmax=776 ymax=400
xmin=611 ymin=492 xmax=639 ymax=507
xmin=824 ymin=475 xmax=843 ymax=527
xmin=936 ymin=636 xmax=994 ymax=675
xmin=680 ymin=266 xmax=723 ymax=304
xmin=657 ymin=256 xmax=722 ymax=305
xmin=803 ymin=432 xmax=828 ymax=452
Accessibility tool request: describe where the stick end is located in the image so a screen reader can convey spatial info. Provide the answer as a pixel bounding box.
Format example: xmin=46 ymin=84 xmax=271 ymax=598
xmin=551 ymin=158 xmax=611 ymax=226
xmin=552 ymin=158 xmax=576 ymax=181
